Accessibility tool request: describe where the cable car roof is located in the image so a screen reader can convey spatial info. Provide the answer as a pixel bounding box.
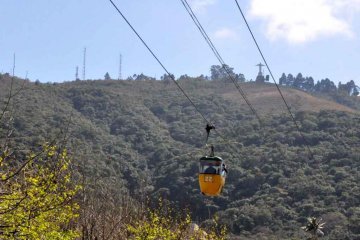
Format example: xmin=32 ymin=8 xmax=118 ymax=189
xmin=200 ymin=156 xmax=223 ymax=162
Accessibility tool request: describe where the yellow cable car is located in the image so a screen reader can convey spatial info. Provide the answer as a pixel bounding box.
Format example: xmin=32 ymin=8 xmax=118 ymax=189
xmin=198 ymin=156 xmax=227 ymax=196
xmin=199 ymin=124 xmax=227 ymax=196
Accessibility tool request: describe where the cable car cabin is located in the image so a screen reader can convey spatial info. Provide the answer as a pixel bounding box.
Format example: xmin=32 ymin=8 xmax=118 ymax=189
xmin=199 ymin=156 xmax=226 ymax=196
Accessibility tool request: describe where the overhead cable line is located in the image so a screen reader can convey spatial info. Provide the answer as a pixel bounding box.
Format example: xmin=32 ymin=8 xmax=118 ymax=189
xmin=180 ymin=1 xmax=224 ymax=65
xmin=180 ymin=0 xmax=279 ymax=161
xmin=180 ymin=0 xmax=263 ymax=126
xmin=180 ymin=0 xmax=302 ymax=163
xmin=234 ymin=0 xmax=314 ymax=159
xmin=108 ymin=0 xmax=228 ymax=142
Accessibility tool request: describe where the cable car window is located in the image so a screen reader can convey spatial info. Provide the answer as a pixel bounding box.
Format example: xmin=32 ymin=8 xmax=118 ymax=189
xmin=200 ymin=160 xmax=221 ymax=174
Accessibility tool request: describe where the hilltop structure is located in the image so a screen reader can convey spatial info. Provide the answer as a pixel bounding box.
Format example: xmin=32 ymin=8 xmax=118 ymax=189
xmin=255 ymin=63 xmax=269 ymax=83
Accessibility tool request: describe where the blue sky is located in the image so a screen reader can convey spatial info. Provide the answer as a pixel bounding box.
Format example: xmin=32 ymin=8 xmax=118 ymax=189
xmin=1 ymin=0 xmax=359 ymax=86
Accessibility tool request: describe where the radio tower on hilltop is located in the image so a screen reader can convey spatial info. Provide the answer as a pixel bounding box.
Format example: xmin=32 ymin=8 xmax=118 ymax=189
xmin=82 ymin=48 xmax=86 ymax=80
xmin=12 ymin=53 xmax=16 ymax=77
xmin=75 ymin=66 xmax=79 ymax=80
xmin=118 ymin=54 xmax=122 ymax=80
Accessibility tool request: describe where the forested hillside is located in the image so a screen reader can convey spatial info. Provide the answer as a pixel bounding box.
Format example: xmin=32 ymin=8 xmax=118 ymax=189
xmin=1 ymin=73 xmax=359 ymax=239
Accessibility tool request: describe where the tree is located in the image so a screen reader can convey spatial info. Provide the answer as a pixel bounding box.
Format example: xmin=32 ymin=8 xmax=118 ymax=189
xmin=78 ymin=177 xmax=140 ymax=240
xmin=196 ymin=74 xmax=209 ymax=81
xmin=127 ymin=200 xmax=227 ymax=240
xmin=236 ymin=73 xmax=246 ymax=82
xmin=302 ymin=217 xmax=325 ymax=239
xmin=0 ymin=82 xmax=80 ymax=239
xmin=161 ymin=73 xmax=175 ymax=86
xmin=161 ymin=73 xmax=175 ymax=81
xmin=210 ymin=65 xmax=222 ymax=80
xmin=314 ymin=78 xmax=337 ymax=93
xmin=178 ymin=74 xmax=190 ymax=81
xmin=353 ymin=87 xmax=359 ymax=96
xmin=210 ymin=64 xmax=236 ymax=82
xmin=338 ymin=80 xmax=358 ymax=96
xmin=135 ymin=73 xmax=155 ymax=81
xmin=0 ymin=144 xmax=80 ymax=239
xmin=286 ymin=73 xmax=294 ymax=86
xmin=104 ymin=72 xmax=111 ymax=80
xmin=294 ymin=73 xmax=304 ymax=88
xmin=279 ymin=73 xmax=314 ymax=91
xmin=303 ymin=77 xmax=315 ymax=91
xmin=279 ymin=73 xmax=286 ymax=85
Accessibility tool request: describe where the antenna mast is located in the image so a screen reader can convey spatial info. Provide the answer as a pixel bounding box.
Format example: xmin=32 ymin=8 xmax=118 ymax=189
xmin=12 ymin=53 xmax=16 ymax=77
xmin=75 ymin=66 xmax=79 ymax=80
xmin=118 ymin=53 xmax=122 ymax=80
xmin=82 ymin=47 xmax=86 ymax=80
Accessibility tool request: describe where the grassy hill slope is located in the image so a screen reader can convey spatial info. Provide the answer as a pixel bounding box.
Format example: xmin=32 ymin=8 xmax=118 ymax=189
xmin=1 ymin=75 xmax=359 ymax=239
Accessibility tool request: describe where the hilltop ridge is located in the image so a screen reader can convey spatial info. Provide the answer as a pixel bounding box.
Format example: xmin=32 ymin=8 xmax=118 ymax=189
xmin=1 ymin=75 xmax=360 ymax=239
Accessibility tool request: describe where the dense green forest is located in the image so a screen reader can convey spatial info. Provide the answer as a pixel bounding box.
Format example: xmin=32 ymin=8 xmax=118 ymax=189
xmin=0 ymin=73 xmax=359 ymax=239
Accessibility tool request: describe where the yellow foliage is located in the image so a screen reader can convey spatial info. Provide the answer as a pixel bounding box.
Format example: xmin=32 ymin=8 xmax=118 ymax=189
xmin=0 ymin=144 xmax=80 ymax=239
xmin=127 ymin=202 xmax=227 ymax=240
